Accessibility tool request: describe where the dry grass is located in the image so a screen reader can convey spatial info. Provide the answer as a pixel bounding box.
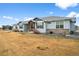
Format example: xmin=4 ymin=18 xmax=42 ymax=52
xmin=0 ymin=30 xmax=79 ymax=56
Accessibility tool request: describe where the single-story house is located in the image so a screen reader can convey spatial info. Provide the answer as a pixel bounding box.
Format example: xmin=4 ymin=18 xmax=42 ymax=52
xmin=12 ymin=21 xmax=28 ymax=32
xmin=12 ymin=24 xmax=18 ymax=31
xmin=13 ymin=16 xmax=76 ymax=34
xmin=33 ymin=16 xmax=76 ymax=34
xmin=12 ymin=20 xmax=35 ymax=32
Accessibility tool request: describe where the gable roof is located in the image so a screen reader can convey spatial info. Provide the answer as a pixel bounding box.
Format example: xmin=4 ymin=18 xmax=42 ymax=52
xmin=40 ymin=16 xmax=76 ymax=22
xmin=32 ymin=16 xmax=76 ymax=22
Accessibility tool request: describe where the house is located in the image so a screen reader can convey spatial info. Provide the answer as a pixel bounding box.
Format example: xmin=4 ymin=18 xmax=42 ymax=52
xmin=13 ymin=16 xmax=76 ymax=34
xmin=12 ymin=20 xmax=35 ymax=32
xmin=32 ymin=16 xmax=76 ymax=34
xmin=12 ymin=21 xmax=28 ymax=32
xmin=12 ymin=24 xmax=18 ymax=31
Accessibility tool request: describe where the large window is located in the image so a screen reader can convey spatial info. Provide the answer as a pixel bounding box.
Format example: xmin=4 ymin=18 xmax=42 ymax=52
xmin=36 ymin=21 xmax=43 ymax=28
xmin=56 ymin=22 xmax=60 ymax=28
xmin=56 ymin=21 xmax=64 ymax=29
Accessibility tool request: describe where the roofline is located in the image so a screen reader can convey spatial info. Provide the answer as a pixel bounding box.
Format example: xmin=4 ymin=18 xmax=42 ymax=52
xmin=44 ymin=19 xmax=71 ymax=22
xmin=40 ymin=16 xmax=76 ymax=18
xmin=34 ymin=16 xmax=76 ymax=21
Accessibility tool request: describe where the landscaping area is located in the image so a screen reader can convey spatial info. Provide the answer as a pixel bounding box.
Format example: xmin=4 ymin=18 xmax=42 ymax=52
xmin=0 ymin=30 xmax=79 ymax=56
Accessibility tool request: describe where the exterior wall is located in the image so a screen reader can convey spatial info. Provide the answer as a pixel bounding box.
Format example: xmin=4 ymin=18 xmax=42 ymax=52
xmin=17 ymin=25 xmax=24 ymax=32
xmin=35 ymin=21 xmax=46 ymax=33
xmin=47 ymin=29 xmax=70 ymax=35
xmin=23 ymin=24 xmax=28 ymax=32
xmin=64 ymin=19 xmax=76 ymax=32
xmin=12 ymin=25 xmax=19 ymax=31
xmin=46 ymin=20 xmax=70 ymax=34
xmin=18 ymin=24 xmax=29 ymax=32
xmin=32 ymin=20 xmax=75 ymax=34
xmin=17 ymin=22 xmax=24 ymax=32
xmin=35 ymin=20 xmax=71 ymax=34
xmin=46 ymin=22 xmax=56 ymax=29
xmin=46 ymin=21 xmax=70 ymax=29
xmin=70 ymin=21 xmax=76 ymax=31
xmin=64 ymin=21 xmax=70 ymax=29
xmin=12 ymin=25 xmax=17 ymax=30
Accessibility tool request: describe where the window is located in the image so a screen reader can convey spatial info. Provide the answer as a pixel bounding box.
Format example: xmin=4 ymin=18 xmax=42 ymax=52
xmin=56 ymin=22 xmax=60 ymax=28
xmin=56 ymin=25 xmax=60 ymax=28
xmin=60 ymin=25 xmax=63 ymax=28
xmin=56 ymin=21 xmax=64 ymax=29
xmin=36 ymin=21 xmax=43 ymax=28
xmin=60 ymin=21 xmax=63 ymax=28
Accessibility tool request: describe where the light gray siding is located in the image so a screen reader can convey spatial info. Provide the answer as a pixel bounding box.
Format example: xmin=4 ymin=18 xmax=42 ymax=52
xmin=70 ymin=22 xmax=76 ymax=31
xmin=46 ymin=22 xmax=56 ymax=29
xmin=23 ymin=24 xmax=28 ymax=32
xmin=64 ymin=21 xmax=70 ymax=29
xmin=46 ymin=21 xmax=70 ymax=30
xmin=35 ymin=21 xmax=46 ymax=33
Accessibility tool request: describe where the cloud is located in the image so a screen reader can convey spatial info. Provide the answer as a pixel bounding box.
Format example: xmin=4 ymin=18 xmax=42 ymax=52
xmin=49 ymin=11 xmax=53 ymax=15
xmin=14 ymin=18 xmax=19 ymax=21
xmin=2 ymin=16 xmax=20 ymax=21
xmin=55 ymin=0 xmax=78 ymax=10
xmin=3 ymin=16 xmax=13 ymax=20
xmin=24 ymin=17 xmax=34 ymax=21
xmin=67 ymin=11 xmax=79 ymax=26
xmin=67 ymin=11 xmax=79 ymax=17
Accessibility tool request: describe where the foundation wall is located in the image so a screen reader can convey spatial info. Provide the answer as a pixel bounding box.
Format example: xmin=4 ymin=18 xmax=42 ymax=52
xmin=47 ymin=29 xmax=70 ymax=35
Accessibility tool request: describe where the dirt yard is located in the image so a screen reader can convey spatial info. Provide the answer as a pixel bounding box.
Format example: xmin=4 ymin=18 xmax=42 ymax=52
xmin=0 ymin=30 xmax=79 ymax=56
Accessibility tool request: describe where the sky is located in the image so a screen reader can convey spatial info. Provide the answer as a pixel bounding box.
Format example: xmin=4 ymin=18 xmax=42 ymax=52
xmin=0 ymin=3 xmax=79 ymax=26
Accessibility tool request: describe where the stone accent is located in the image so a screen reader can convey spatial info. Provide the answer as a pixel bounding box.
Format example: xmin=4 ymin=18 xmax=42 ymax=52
xmin=46 ymin=29 xmax=70 ymax=35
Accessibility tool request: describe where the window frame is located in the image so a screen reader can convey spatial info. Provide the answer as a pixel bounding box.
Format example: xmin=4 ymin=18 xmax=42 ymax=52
xmin=56 ymin=21 xmax=64 ymax=29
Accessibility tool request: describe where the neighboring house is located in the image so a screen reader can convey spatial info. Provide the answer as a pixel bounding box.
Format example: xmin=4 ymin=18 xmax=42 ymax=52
xmin=13 ymin=21 xmax=27 ymax=32
xmin=12 ymin=21 xmax=30 ymax=32
xmin=12 ymin=24 xmax=18 ymax=31
xmin=12 ymin=16 xmax=76 ymax=34
xmin=17 ymin=21 xmax=26 ymax=32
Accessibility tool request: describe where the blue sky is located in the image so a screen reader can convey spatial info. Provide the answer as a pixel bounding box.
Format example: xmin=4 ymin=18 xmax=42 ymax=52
xmin=0 ymin=3 xmax=79 ymax=26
